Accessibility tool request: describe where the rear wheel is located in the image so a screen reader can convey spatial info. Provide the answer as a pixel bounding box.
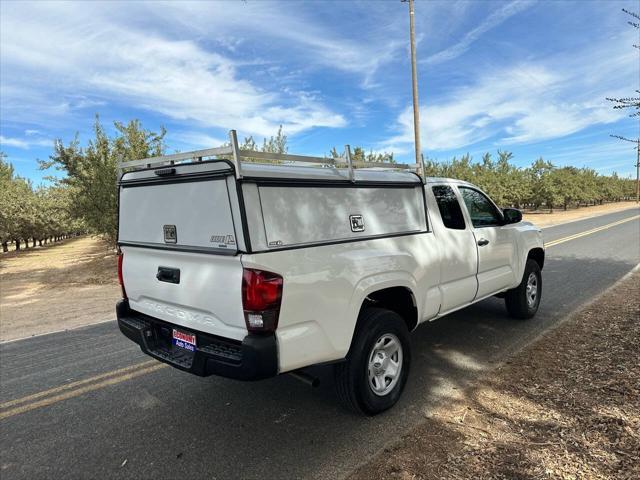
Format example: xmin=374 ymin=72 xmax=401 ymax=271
xmin=505 ymin=259 xmax=542 ymax=319
xmin=334 ymin=308 xmax=411 ymax=415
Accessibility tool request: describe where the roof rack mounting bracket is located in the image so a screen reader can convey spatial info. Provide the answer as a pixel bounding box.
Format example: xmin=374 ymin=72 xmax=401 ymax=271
xmin=344 ymin=145 xmax=355 ymax=183
xmin=229 ymin=129 xmax=242 ymax=179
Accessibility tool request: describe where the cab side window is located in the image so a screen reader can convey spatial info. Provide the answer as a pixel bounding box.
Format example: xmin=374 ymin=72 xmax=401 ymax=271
xmin=432 ymin=185 xmax=466 ymax=230
xmin=459 ymin=187 xmax=502 ymax=228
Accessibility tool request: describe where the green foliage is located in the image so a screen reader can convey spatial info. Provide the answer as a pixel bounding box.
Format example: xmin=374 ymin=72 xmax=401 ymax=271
xmin=424 ymin=152 xmax=635 ymax=210
xmin=329 ymin=145 xmax=395 ymax=163
xmin=40 ymin=116 xmax=166 ymax=242
xmin=240 ymin=135 xmax=257 ymax=151
xmin=239 ymin=125 xmax=288 ymax=157
xmin=261 ymin=125 xmax=288 ymax=154
xmin=231 ymin=125 xmax=288 ymax=164
xmin=0 ymin=153 xmax=79 ymax=251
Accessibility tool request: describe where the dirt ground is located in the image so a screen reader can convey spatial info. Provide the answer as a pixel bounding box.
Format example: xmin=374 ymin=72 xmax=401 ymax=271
xmin=0 ymin=236 xmax=120 ymax=342
xmin=523 ymin=201 xmax=638 ymax=227
xmin=350 ymin=271 xmax=640 ymax=480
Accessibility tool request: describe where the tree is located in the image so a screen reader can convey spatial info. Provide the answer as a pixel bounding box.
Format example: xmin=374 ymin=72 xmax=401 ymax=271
xmin=368 ymin=149 xmax=632 ymax=210
xmin=0 ymin=153 xmax=16 ymax=251
xmin=261 ymin=125 xmax=288 ymax=154
xmin=0 ymin=152 xmax=79 ymax=252
xmin=607 ymin=8 xmax=640 ymax=203
xmin=228 ymin=125 xmax=289 ymax=164
xmin=7 ymin=177 xmax=35 ymax=249
xmin=528 ymin=158 xmax=560 ymax=211
xmin=40 ymin=116 xmax=166 ymax=243
xmin=240 ymin=136 xmax=257 ymax=151
xmin=551 ymin=167 xmax=580 ymax=210
xmin=329 ymin=146 xmax=395 ymax=164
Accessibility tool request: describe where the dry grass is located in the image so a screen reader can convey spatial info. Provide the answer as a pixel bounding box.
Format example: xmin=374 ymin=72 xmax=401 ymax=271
xmin=0 ymin=236 xmax=120 ymax=342
xmin=351 ymin=271 xmax=640 ymax=480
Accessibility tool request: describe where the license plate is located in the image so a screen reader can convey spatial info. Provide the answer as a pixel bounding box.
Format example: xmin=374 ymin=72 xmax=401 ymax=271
xmin=172 ymin=329 xmax=197 ymax=352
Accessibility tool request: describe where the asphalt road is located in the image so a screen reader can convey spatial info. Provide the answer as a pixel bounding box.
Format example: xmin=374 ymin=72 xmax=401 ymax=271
xmin=1 ymin=208 xmax=639 ymax=480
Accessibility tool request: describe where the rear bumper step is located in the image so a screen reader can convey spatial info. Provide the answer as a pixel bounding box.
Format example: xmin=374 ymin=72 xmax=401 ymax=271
xmin=116 ymin=300 xmax=278 ymax=380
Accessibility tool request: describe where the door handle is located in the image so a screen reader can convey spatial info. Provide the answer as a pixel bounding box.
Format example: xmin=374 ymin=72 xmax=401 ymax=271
xmin=156 ymin=266 xmax=180 ymax=284
xmin=477 ymin=238 xmax=490 ymax=247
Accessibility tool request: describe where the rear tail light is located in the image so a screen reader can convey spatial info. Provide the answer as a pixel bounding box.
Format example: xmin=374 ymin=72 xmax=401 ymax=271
xmin=242 ymin=268 xmax=283 ymax=333
xmin=117 ymin=250 xmax=127 ymax=299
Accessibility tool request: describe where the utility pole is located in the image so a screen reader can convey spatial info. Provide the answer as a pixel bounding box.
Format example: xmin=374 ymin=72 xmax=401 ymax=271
xmin=611 ymin=135 xmax=640 ymax=203
xmin=636 ymin=142 xmax=639 ymax=203
xmin=405 ymin=0 xmax=422 ymax=170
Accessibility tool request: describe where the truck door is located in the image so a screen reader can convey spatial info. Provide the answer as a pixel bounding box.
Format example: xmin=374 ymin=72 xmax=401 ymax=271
xmin=429 ymin=185 xmax=478 ymax=313
xmin=457 ymin=186 xmax=517 ymax=299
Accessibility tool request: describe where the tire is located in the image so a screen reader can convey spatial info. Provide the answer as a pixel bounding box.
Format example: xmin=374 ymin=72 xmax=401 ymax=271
xmin=334 ymin=308 xmax=411 ymax=415
xmin=505 ymin=259 xmax=542 ymax=319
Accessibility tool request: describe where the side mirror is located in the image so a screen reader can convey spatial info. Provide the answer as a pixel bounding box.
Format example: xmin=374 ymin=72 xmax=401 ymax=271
xmin=503 ymin=208 xmax=522 ymax=224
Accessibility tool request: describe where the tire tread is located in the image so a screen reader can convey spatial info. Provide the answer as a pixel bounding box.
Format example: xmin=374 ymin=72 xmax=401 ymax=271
xmin=505 ymin=259 xmax=541 ymax=319
xmin=334 ymin=308 xmax=410 ymax=415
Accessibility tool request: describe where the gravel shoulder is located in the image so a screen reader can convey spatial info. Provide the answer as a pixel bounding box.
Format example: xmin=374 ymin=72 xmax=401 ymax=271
xmin=523 ymin=201 xmax=637 ymax=228
xmin=350 ymin=270 xmax=640 ymax=480
xmin=0 ymin=236 xmax=119 ymax=342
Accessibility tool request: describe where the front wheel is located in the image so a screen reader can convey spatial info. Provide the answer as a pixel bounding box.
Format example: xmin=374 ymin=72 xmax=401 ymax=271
xmin=334 ymin=308 xmax=411 ymax=415
xmin=505 ymin=259 xmax=542 ymax=319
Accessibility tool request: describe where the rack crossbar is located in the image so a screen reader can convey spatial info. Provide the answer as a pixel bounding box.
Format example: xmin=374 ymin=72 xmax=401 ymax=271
xmin=335 ymin=161 xmax=418 ymax=170
xmin=118 ymin=146 xmax=233 ymax=172
xmin=117 ymin=129 xmax=425 ymax=182
xmin=238 ymin=150 xmax=340 ymax=165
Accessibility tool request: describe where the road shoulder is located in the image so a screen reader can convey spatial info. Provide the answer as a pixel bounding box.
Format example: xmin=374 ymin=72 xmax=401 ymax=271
xmin=0 ymin=236 xmax=119 ymax=342
xmin=523 ymin=201 xmax=638 ymax=228
xmin=350 ymin=269 xmax=640 ymax=480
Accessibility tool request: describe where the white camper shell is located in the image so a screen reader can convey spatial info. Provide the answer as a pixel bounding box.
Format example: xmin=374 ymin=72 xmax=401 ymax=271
xmin=116 ymin=130 xmax=544 ymax=414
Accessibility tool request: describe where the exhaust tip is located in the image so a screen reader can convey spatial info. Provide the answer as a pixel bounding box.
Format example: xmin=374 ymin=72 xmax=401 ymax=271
xmin=289 ymin=370 xmax=320 ymax=388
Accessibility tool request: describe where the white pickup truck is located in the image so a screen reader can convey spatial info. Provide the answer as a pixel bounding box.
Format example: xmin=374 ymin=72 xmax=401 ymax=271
xmin=116 ymin=131 xmax=544 ymax=414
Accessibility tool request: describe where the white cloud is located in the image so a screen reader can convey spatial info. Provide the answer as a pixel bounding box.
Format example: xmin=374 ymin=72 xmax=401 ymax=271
xmin=384 ymin=65 xmax=560 ymax=150
xmin=0 ymin=136 xmax=29 ymax=149
xmin=169 ymin=132 xmax=228 ymax=150
xmin=0 ymin=135 xmax=52 ymax=149
xmin=383 ymin=32 xmax=637 ymax=153
xmin=544 ymin=139 xmax=639 ymax=172
xmin=151 ymin=1 xmax=406 ymax=84
xmin=0 ymin=2 xmax=347 ymax=138
xmin=425 ymin=0 xmax=537 ymax=65
xmin=501 ymin=102 xmax=619 ymax=144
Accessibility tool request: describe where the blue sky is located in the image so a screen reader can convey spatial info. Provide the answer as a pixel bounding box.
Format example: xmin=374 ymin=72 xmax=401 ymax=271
xmin=1 ymin=0 xmax=638 ymax=184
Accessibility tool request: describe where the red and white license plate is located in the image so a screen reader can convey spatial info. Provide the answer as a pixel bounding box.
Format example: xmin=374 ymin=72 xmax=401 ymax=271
xmin=172 ymin=329 xmax=197 ymax=352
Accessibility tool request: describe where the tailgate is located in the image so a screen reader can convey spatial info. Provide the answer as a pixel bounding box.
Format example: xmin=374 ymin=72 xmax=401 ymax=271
xmin=120 ymin=247 xmax=246 ymax=340
xmin=118 ymin=161 xmax=247 ymax=340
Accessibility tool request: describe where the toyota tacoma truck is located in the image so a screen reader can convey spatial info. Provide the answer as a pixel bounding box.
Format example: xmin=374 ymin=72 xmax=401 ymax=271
xmin=116 ymin=130 xmax=544 ymax=415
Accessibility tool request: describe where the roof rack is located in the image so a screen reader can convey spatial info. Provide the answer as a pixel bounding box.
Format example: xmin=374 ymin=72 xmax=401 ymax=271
xmin=117 ymin=130 xmax=425 ymax=182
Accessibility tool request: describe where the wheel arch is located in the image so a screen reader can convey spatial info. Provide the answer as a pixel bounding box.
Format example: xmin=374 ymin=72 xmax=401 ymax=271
xmin=361 ymin=286 xmax=418 ymax=333
xmin=344 ymin=283 xmax=419 ymax=361
xmin=527 ymin=247 xmax=545 ymax=270
xmin=342 ymin=272 xmax=421 ymax=359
